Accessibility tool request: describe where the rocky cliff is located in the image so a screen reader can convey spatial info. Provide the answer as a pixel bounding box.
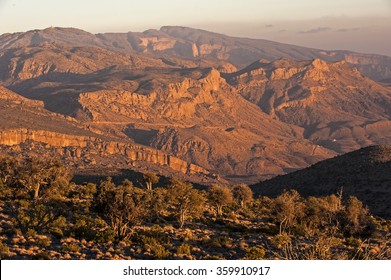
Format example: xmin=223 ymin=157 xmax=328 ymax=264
xmin=0 ymin=129 xmax=209 ymax=176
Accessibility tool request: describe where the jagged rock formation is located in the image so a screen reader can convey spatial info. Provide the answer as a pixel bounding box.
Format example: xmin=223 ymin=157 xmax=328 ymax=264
xmin=225 ymin=58 xmax=391 ymax=153
xmin=252 ymin=145 xmax=391 ymax=217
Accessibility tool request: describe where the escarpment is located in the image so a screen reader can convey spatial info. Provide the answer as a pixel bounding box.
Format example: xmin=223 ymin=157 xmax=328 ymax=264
xmin=0 ymin=129 xmax=209 ymax=176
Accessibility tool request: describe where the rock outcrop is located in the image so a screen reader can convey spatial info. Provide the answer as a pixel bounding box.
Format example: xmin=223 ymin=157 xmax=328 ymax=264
xmin=0 ymin=129 xmax=209 ymax=176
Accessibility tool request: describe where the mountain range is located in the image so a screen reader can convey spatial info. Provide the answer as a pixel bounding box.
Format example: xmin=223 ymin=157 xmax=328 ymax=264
xmin=0 ymin=26 xmax=391 ymax=186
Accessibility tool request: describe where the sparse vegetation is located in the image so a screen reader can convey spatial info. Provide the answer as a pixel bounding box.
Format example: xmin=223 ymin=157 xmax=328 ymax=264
xmin=0 ymin=155 xmax=390 ymax=260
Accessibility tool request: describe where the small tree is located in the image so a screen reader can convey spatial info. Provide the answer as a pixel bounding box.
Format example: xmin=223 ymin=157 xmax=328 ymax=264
xmin=232 ymin=184 xmax=253 ymax=208
xmin=167 ymin=179 xmax=205 ymax=228
xmin=208 ymin=185 xmax=234 ymax=216
xmin=92 ymin=180 xmax=148 ymax=240
xmin=92 ymin=177 xmax=116 ymax=213
xmin=342 ymin=196 xmax=374 ymax=236
xmin=16 ymin=157 xmax=71 ymax=200
xmin=272 ymin=190 xmax=305 ymax=234
xmin=143 ymin=172 xmax=159 ymax=191
xmin=0 ymin=156 xmax=18 ymax=197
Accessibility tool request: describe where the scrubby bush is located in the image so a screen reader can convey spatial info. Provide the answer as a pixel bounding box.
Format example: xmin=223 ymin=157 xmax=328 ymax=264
xmin=10 ymin=200 xmax=67 ymax=237
xmin=32 ymin=251 xmax=51 ymax=260
xmin=177 ymin=243 xmax=191 ymax=256
xmin=0 ymin=241 xmax=10 ymax=259
xmin=70 ymin=215 xmax=115 ymax=243
xmin=205 ymin=236 xmax=232 ymax=249
xmin=62 ymin=242 xmax=81 ymax=254
xmin=244 ymin=247 xmax=265 ymax=260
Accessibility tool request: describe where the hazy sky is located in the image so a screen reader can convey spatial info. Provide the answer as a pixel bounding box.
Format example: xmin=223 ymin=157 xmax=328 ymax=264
xmin=1 ymin=0 xmax=390 ymax=56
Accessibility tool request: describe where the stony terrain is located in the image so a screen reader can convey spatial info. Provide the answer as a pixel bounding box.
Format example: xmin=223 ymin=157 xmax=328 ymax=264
xmin=0 ymin=27 xmax=390 ymax=184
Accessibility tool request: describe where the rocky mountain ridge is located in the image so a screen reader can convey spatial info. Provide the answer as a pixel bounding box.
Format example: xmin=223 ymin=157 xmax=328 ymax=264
xmin=0 ymin=27 xmax=390 ymax=184
xmin=1 ymin=26 xmax=391 ymax=81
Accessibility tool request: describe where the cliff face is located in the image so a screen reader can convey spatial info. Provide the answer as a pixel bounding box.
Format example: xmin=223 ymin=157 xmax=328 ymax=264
xmin=0 ymin=129 xmax=209 ymax=176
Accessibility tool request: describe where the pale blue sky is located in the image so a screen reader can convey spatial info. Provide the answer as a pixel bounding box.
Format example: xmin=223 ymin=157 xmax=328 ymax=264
xmin=1 ymin=0 xmax=390 ymax=55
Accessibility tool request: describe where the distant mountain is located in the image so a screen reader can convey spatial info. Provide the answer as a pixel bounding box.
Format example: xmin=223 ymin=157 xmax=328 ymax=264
xmin=251 ymin=145 xmax=391 ymax=218
xmin=224 ymin=58 xmax=391 ymax=153
xmin=1 ymin=26 xmax=391 ymax=81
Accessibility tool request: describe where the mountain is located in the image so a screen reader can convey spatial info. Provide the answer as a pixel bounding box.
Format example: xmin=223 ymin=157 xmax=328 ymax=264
xmin=0 ymin=26 xmax=391 ymax=184
xmin=251 ymin=145 xmax=391 ymax=217
xmin=224 ymin=58 xmax=391 ymax=153
xmin=1 ymin=26 xmax=391 ymax=81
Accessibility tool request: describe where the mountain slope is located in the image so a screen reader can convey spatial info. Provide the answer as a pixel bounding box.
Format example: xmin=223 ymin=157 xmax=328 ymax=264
xmin=224 ymin=58 xmax=391 ymax=153
xmin=252 ymin=145 xmax=391 ymax=217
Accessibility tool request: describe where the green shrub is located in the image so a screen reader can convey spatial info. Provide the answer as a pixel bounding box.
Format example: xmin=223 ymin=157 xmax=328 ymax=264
xmin=140 ymin=236 xmax=170 ymax=259
xmin=32 ymin=251 xmax=51 ymax=260
xmin=345 ymin=237 xmax=362 ymax=247
xmin=70 ymin=215 xmax=115 ymax=243
xmin=205 ymin=236 xmax=232 ymax=248
xmin=177 ymin=243 xmax=191 ymax=256
xmin=151 ymin=243 xmax=170 ymax=259
xmin=11 ymin=200 xmax=67 ymax=238
xmin=257 ymin=225 xmax=279 ymax=235
xmin=244 ymin=247 xmax=265 ymax=260
xmin=62 ymin=243 xmax=81 ymax=254
xmin=271 ymin=234 xmax=291 ymax=248
xmin=36 ymin=236 xmax=52 ymax=247
xmin=0 ymin=241 xmax=10 ymax=260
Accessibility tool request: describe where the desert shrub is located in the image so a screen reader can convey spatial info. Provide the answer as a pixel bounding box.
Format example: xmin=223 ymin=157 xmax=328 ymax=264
xmin=244 ymin=247 xmax=265 ymax=260
xmin=350 ymin=241 xmax=391 ymax=260
xmin=205 ymin=236 xmax=232 ymax=248
xmin=303 ymin=194 xmax=343 ymax=235
xmin=271 ymin=234 xmax=292 ymax=248
xmin=15 ymin=156 xmax=72 ymax=200
xmin=150 ymin=243 xmax=170 ymax=259
xmin=69 ymin=183 xmax=97 ymax=200
xmin=177 ymin=243 xmax=191 ymax=256
xmin=147 ymin=187 xmax=169 ymax=222
xmin=136 ymin=226 xmax=171 ymax=247
xmin=274 ymin=237 xmax=335 ymax=260
xmin=345 ymin=237 xmax=362 ymax=247
xmin=62 ymin=243 xmax=81 ymax=254
xmin=0 ymin=241 xmax=10 ymax=260
xmin=256 ymin=224 xmax=279 ymax=235
xmin=141 ymin=236 xmax=170 ymax=259
xmin=35 ymin=236 xmax=52 ymax=247
xmin=10 ymin=200 xmax=67 ymax=238
xmin=32 ymin=251 xmax=51 ymax=260
xmin=70 ymin=215 xmax=115 ymax=243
